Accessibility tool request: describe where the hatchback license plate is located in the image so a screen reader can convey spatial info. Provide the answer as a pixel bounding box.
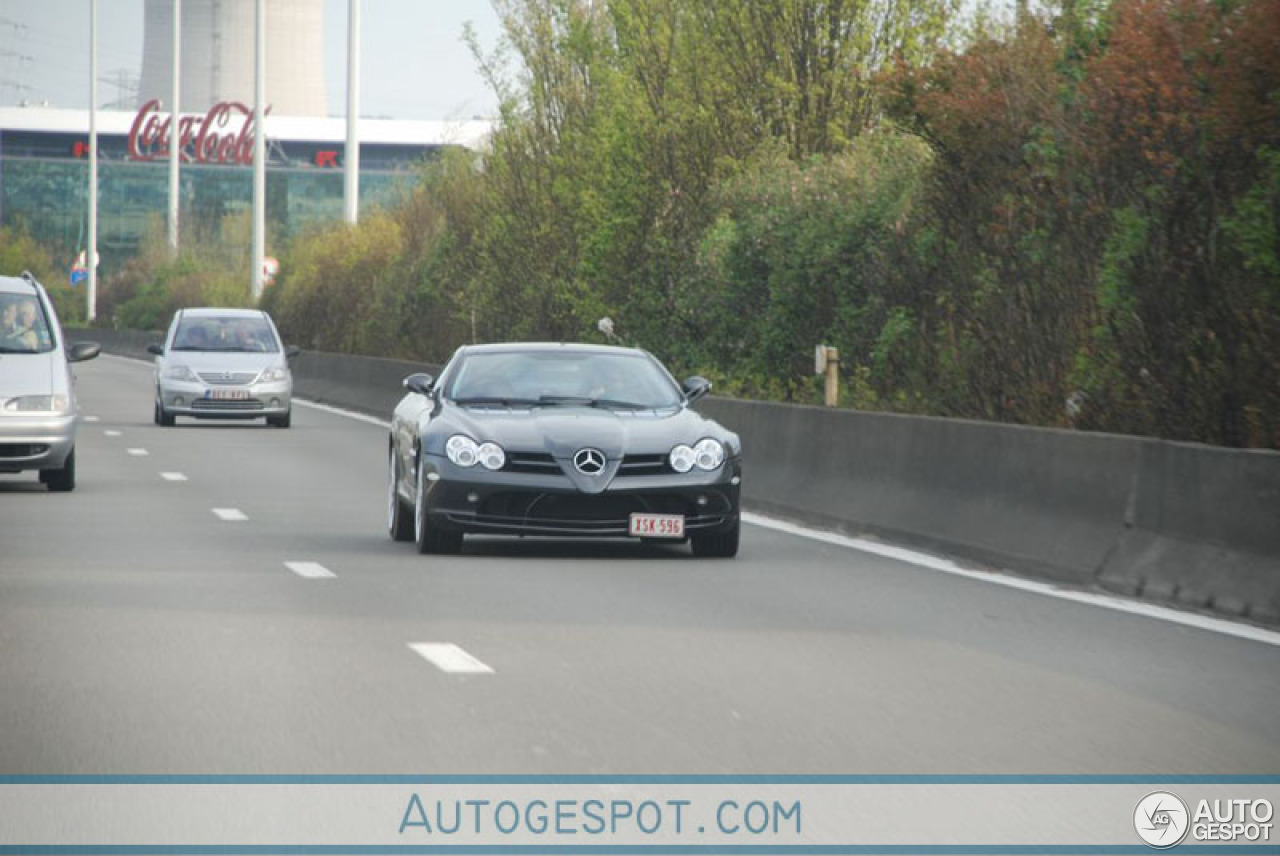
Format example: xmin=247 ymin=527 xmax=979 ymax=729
xmin=206 ymin=388 xmax=250 ymax=401
xmin=630 ymin=513 xmax=685 ymax=538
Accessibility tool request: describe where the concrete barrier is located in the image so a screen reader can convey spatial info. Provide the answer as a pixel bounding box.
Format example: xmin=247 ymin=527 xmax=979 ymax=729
xmin=76 ymin=327 xmax=1280 ymax=624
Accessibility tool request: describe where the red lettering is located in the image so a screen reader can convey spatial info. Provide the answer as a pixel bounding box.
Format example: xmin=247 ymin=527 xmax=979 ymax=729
xmin=128 ymin=99 xmax=264 ymax=166
xmin=314 ymin=150 xmax=338 ymax=168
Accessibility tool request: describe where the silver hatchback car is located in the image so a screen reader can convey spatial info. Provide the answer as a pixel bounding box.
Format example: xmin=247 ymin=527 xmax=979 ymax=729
xmin=0 ymin=272 xmax=100 ymax=491
xmin=149 ymin=308 xmax=299 ymax=428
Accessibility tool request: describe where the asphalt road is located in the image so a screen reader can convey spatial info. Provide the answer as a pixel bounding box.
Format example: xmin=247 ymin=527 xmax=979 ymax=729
xmin=1 ymin=355 xmax=1277 ymax=774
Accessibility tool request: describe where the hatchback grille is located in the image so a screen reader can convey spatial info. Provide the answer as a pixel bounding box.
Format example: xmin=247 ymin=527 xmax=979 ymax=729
xmin=197 ymin=371 xmax=259 ymax=385
xmin=190 ymin=399 xmax=264 ymax=411
xmin=0 ymin=443 xmax=49 ymax=459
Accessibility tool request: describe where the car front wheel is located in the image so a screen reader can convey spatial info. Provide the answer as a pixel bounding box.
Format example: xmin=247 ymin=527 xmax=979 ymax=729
xmin=691 ymin=518 xmax=739 ymax=558
xmin=414 ymin=459 xmax=463 ymax=555
xmin=388 ymin=445 xmax=414 ymax=542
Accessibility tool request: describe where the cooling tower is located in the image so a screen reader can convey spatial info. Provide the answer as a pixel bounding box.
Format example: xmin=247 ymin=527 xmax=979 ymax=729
xmin=138 ymin=0 xmax=328 ymax=116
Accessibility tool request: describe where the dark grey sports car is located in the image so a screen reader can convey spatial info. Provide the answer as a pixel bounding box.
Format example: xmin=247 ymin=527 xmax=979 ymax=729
xmin=387 ymin=343 xmax=742 ymax=557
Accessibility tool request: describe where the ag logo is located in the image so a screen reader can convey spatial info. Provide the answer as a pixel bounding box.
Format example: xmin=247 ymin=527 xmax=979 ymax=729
xmin=1135 ymin=791 xmax=1190 ymax=848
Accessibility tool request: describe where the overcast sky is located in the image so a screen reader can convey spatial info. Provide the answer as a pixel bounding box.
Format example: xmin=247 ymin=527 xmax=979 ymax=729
xmin=0 ymin=0 xmax=503 ymax=119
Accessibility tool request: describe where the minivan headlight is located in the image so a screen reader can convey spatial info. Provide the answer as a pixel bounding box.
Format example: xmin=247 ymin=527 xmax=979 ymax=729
xmin=259 ymin=366 xmax=289 ymax=383
xmin=3 ymin=395 xmax=69 ymax=413
xmin=163 ymin=364 xmax=199 ymax=382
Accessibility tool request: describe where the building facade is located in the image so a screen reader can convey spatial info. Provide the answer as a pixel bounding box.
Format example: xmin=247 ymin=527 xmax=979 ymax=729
xmin=0 ymin=105 xmax=490 ymax=272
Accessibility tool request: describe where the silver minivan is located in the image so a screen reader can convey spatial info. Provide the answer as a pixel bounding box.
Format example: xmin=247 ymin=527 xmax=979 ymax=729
xmin=149 ymin=307 xmax=299 ymax=428
xmin=0 ymin=272 xmax=100 ymax=491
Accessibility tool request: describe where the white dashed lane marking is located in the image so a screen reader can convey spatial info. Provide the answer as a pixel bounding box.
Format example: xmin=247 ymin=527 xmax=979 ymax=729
xmin=285 ymin=561 xmax=335 ymax=579
xmin=126 ymin=448 xmax=149 ymax=456
xmin=104 ymin=430 xmax=122 ymax=437
xmin=160 ymin=472 xmax=188 ymax=482
xmin=211 ymin=508 xmax=248 ymax=522
xmin=408 ymin=643 xmax=494 ymax=675
xmin=83 ymin=416 xmax=99 ymax=422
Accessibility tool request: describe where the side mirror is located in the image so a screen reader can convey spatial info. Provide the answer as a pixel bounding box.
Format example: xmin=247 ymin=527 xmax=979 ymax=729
xmin=403 ymin=372 xmax=435 ymax=396
xmin=67 ymin=342 xmax=101 ymax=363
xmin=285 ymin=345 xmax=301 ymax=360
xmin=146 ymin=343 xmax=164 ymax=356
xmin=682 ymin=375 xmax=712 ymax=403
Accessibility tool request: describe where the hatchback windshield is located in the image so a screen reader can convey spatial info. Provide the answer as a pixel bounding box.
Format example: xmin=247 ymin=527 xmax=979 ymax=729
xmin=172 ymin=316 xmax=279 ymax=353
xmin=0 ymin=292 xmax=55 ymax=354
xmin=447 ymin=351 xmax=683 ymax=408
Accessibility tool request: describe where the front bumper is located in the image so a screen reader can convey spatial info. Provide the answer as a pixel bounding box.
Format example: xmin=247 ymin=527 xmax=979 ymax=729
xmin=0 ymin=412 xmax=76 ymax=472
xmin=420 ymin=455 xmax=742 ymax=538
xmin=158 ymin=378 xmax=292 ymax=419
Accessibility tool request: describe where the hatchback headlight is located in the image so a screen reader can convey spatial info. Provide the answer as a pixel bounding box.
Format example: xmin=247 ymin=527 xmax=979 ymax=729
xmin=4 ymin=395 xmax=70 ymax=413
xmin=670 ymin=438 xmax=725 ymax=472
xmin=163 ymin=364 xmax=199 ymax=382
xmin=446 ymin=435 xmax=505 ymax=470
xmin=259 ymin=366 xmax=289 ymax=383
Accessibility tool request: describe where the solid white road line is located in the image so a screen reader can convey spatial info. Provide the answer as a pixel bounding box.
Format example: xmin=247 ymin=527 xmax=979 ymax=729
xmin=212 ymin=508 xmax=248 ymax=522
xmin=126 ymin=448 xmax=149 ymax=456
xmin=285 ymin=561 xmax=336 ymax=579
xmin=408 ymin=643 xmax=494 ymax=675
xmin=97 ymin=350 xmax=1278 ymax=646
xmin=104 ymin=430 xmax=122 ymax=437
xmin=292 ymin=397 xmax=390 ymax=428
xmin=742 ymin=512 xmax=1280 ymax=649
xmin=159 ymin=472 xmax=188 ymax=482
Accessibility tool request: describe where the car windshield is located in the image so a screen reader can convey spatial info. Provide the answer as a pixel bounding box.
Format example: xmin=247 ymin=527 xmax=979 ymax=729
xmin=447 ymin=351 xmax=683 ymax=409
xmin=172 ymin=316 xmax=279 ymax=352
xmin=0 ymin=292 xmax=55 ymax=354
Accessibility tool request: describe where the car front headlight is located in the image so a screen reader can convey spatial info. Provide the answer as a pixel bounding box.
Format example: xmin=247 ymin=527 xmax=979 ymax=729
xmin=693 ymin=438 xmax=726 ymax=470
xmin=163 ymin=364 xmax=199 ymax=382
xmin=3 ymin=395 xmax=70 ymax=413
xmin=670 ymin=439 xmax=725 ymax=472
xmin=446 ymin=435 xmax=506 ymax=470
xmin=259 ymin=366 xmax=289 ymax=383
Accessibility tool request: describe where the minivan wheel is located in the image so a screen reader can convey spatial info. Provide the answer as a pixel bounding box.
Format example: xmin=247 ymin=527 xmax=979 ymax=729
xmin=43 ymin=448 xmax=76 ymax=492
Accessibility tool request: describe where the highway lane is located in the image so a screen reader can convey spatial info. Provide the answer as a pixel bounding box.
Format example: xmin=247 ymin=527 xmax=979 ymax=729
xmin=0 ymin=355 xmax=1277 ymax=773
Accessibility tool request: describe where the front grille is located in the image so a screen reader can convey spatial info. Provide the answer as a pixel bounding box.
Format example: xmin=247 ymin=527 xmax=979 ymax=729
xmin=197 ymin=371 xmax=259 ymax=385
xmin=504 ymin=452 xmax=560 ymax=474
xmin=0 ymin=443 xmax=49 ymax=459
xmin=618 ymin=454 xmax=669 ymax=475
xmin=481 ymin=492 xmax=701 ymax=522
xmin=190 ymin=399 xmax=264 ymax=411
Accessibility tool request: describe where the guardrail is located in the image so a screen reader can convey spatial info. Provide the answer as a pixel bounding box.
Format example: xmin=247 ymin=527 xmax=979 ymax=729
xmin=73 ymin=328 xmax=1280 ymax=625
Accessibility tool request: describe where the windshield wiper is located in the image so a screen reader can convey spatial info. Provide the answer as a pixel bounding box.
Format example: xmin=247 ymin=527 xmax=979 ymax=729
xmin=0 ymin=347 xmax=36 ymax=354
xmin=538 ymin=395 xmax=654 ymax=409
xmin=452 ymin=396 xmax=543 ymax=406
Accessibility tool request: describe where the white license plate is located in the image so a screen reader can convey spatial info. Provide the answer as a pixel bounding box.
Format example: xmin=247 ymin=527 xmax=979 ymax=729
xmin=629 ymin=513 xmax=685 ymax=538
xmin=206 ymin=388 xmax=250 ymax=400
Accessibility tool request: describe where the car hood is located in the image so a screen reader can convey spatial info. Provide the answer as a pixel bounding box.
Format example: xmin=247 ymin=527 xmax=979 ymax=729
xmin=436 ymin=402 xmax=740 ymax=460
xmin=0 ymin=350 xmax=58 ymax=400
xmin=162 ymin=351 xmax=285 ymax=372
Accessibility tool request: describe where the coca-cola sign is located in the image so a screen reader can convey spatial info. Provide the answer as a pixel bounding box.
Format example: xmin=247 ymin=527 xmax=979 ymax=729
xmin=128 ymin=99 xmax=268 ymax=166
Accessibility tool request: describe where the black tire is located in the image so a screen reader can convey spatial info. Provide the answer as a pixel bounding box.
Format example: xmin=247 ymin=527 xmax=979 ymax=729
xmin=414 ymin=460 xmax=463 ymax=555
xmin=388 ymin=445 xmax=414 ymax=542
xmin=691 ymin=518 xmax=739 ymax=558
xmin=43 ymin=448 xmax=76 ymax=493
xmin=155 ymin=399 xmax=175 ymax=427
xmin=267 ymin=409 xmax=292 ymax=428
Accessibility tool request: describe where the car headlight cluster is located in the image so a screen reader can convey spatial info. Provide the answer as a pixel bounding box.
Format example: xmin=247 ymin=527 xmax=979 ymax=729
xmin=446 ymin=434 xmax=505 ymax=470
xmin=259 ymin=366 xmax=289 ymax=383
xmin=3 ymin=395 xmax=69 ymax=413
xmin=669 ymin=438 xmax=725 ymax=472
xmin=163 ymin=364 xmax=200 ymax=382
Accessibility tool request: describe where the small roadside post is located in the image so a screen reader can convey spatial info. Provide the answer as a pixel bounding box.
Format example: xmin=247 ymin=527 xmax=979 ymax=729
xmin=815 ymin=344 xmax=839 ymax=407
